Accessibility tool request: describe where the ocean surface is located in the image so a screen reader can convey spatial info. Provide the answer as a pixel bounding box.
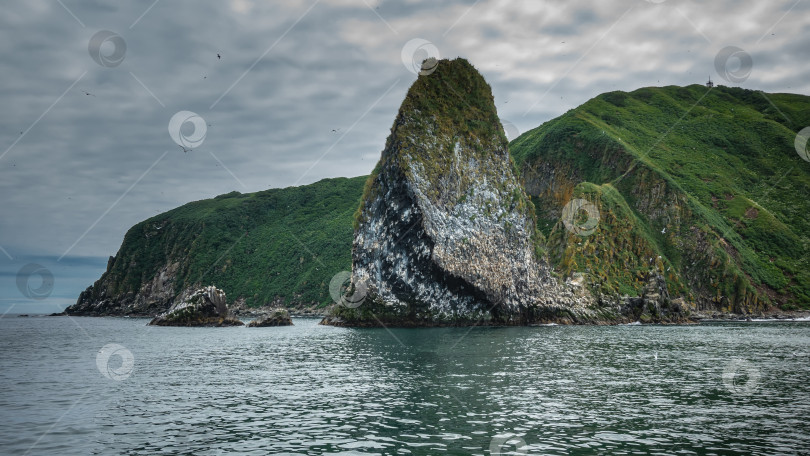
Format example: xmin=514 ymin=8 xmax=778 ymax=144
xmin=0 ymin=316 xmax=808 ymax=455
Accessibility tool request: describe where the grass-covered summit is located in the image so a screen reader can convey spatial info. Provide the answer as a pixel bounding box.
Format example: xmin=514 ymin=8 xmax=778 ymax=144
xmin=356 ymin=58 xmax=522 ymax=211
xmin=512 ymin=85 xmax=810 ymax=313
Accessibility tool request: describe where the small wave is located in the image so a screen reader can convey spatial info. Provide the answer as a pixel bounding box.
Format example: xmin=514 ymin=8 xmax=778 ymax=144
xmin=748 ymin=316 xmax=810 ymax=322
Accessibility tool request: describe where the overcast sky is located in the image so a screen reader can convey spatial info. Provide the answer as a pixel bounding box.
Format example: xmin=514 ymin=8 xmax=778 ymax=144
xmin=1 ymin=0 xmax=808 ymax=313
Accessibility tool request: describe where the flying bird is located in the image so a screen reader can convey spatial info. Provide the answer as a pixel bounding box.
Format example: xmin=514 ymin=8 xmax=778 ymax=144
xmin=217 ymin=53 xmax=221 ymax=59
xmin=81 ymin=90 xmax=96 ymax=97
xmin=178 ymin=144 xmax=191 ymax=154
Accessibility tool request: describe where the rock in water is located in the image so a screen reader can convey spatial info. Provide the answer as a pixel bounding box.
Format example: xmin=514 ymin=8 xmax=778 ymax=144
xmin=247 ymin=308 xmax=293 ymax=327
xmin=323 ymin=58 xmax=590 ymax=326
xmin=148 ymin=286 xmax=243 ymax=326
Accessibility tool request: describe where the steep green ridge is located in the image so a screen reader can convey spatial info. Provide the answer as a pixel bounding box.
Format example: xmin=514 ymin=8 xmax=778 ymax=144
xmin=69 ymin=176 xmax=365 ymax=313
xmin=513 ymin=85 xmax=810 ymax=311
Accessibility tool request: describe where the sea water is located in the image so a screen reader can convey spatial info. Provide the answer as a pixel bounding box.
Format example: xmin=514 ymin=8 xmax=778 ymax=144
xmin=1 ymin=316 xmax=809 ymax=455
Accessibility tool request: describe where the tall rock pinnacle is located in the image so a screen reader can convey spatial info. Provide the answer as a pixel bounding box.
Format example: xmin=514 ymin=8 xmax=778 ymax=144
xmin=326 ymin=58 xmax=589 ymax=326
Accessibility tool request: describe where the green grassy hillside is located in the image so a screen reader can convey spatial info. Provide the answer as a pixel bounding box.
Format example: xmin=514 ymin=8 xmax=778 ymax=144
xmin=76 ymin=176 xmax=365 ymax=310
xmin=512 ymin=85 xmax=810 ymax=311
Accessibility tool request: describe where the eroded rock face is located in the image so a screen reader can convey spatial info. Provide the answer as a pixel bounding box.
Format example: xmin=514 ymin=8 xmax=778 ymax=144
xmin=67 ymin=261 xmax=181 ymax=316
xmin=325 ymin=59 xmax=593 ymax=326
xmin=148 ymin=286 xmax=243 ymax=327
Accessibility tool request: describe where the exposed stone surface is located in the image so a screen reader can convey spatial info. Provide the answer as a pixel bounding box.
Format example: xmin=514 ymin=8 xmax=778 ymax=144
xmin=148 ymin=286 xmax=243 ymax=327
xmin=247 ymin=308 xmax=293 ymax=327
xmin=230 ymin=298 xmax=325 ymax=318
xmin=323 ymin=59 xmax=595 ymax=326
xmin=67 ymin=261 xmax=182 ymax=316
xmin=67 ymin=256 xmax=328 ymax=319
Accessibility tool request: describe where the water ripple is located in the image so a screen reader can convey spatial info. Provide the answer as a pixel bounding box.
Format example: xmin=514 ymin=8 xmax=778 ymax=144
xmin=0 ymin=317 xmax=808 ymax=455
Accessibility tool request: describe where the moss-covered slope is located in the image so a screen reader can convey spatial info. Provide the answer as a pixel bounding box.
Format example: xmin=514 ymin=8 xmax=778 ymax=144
xmin=66 ymin=176 xmax=365 ymax=315
xmin=512 ymin=85 xmax=810 ymax=313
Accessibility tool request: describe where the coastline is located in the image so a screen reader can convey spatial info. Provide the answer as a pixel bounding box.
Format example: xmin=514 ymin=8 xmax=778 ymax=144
xmin=33 ymin=307 xmax=810 ymax=325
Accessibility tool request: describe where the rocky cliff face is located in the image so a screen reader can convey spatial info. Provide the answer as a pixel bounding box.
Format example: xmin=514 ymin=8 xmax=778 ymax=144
xmin=69 ymin=260 xmax=182 ymax=316
xmin=323 ymin=59 xmax=595 ymax=326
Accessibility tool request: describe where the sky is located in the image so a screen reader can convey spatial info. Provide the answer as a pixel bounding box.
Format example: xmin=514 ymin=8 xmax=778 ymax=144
xmin=1 ymin=0 xmax=808 ymax=313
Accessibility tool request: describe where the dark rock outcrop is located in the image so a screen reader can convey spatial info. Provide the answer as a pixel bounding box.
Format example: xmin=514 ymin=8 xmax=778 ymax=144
xmin=247 ymin=308 xmax=293 ymax=327
xmin=148 ymin=286 xmax=243 ymax=327
xmin=68 ymin=261 xmax=181 ymax=316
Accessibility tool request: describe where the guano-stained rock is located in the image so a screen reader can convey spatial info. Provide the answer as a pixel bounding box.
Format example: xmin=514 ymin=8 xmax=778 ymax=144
xmin=148 ymin=286 xmax=243 ymax=327
xmin=322 ymin=58 xmax=593 ymax=326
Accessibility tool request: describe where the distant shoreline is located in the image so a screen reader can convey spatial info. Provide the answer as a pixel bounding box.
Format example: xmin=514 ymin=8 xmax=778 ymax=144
xmin=8 ymin=310 xmax=810 ymax=325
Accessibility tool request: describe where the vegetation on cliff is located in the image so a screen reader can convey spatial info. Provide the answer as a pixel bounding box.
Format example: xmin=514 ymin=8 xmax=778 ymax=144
xmin=512 ymin=85 xmax=810 ymax=311
xmin=69 ymin=176 xmax=365 ymax=313
xmin=355 ymin=58 xmax=534 ymax=230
